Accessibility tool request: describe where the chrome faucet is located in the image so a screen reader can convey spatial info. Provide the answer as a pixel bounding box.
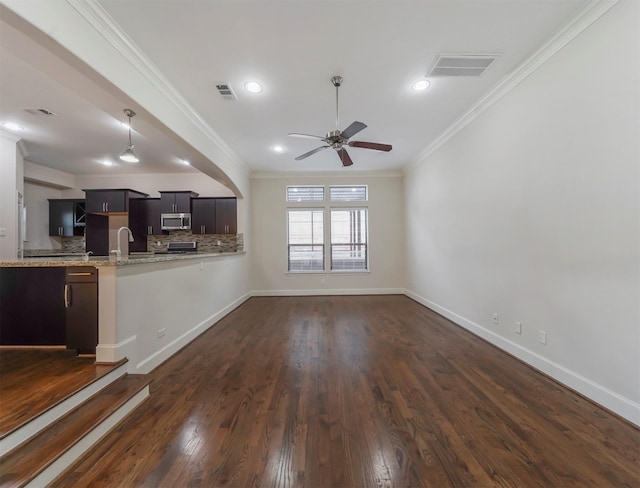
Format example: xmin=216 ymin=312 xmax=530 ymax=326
xmin=111 ymin=226 xmax=134 ymax=261
xmin=84 ymin=250 xmax=94 ymax=261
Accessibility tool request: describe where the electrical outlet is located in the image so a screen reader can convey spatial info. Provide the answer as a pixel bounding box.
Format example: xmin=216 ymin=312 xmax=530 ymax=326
xmin=0 ymin=228 xmax=6 ymax=237
xmin=538 ymin=330 xmax=547 ymax=345
xmin=492 ymin=313 xmax=499 ymax=325
xmin=515 ymin=321 xmax=522 ymax=334
xmin=157 ymin=328 xmax=166 ymax=338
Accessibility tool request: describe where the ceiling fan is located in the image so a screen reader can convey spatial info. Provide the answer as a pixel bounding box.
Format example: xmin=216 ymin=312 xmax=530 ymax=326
xmin=288 ymin=76 xmax=392 ymax=167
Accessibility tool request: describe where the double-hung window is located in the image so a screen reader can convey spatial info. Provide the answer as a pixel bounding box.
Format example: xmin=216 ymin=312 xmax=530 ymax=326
xmin=287 ymin=209 xmax=324 ymax=272
xmin=287 ymin=184 xmax=368 ymax=272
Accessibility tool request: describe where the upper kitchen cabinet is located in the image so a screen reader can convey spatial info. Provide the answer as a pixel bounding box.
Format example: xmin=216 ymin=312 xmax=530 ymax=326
xmin=143 ymin=198 xmax=163 ymax=235
xmin=48 ymin=199 xmax=85 ymax=237
xmin=215 ymin=197 xmax=237 ymax=234
xmin=191 ymin=198 xmax=216 ymax=235
xmin=84 ymin=189 xmax=148 ymax=213
xmin=159 ymin=191 xmax=198 ymax=214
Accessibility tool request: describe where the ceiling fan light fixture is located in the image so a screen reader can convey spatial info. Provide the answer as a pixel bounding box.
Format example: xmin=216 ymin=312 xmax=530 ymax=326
xmin=119 ymin=109 xmax=139 ymax=163
xmin=411 ymin=79 xmax=431 ymax=91
xmin=244 ymin=81 xmax=263 ymax=93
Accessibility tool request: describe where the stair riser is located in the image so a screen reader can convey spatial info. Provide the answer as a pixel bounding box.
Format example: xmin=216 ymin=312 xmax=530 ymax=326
xmin=26 ymin=385 xmax=149 ymax=488
xmin=0 ymin=364 xmax=128 ymax=457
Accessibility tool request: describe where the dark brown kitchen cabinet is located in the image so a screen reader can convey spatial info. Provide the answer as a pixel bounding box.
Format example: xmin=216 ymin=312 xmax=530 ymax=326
xmin=127 ymin=198 xmax=148 ymax=252
xmin=191 ymin=198 xmax=216 ymax=234
xmin=159 ymin=191 xmax=198 ymax=214
xmin=84 ymin=189 xmax=148 ymax=213
xmin=49 ymin=199 xmax=85 ymax=237
xmin=65 ymin=267 xmax=98 ymax=354
xmin=143 ymin=198 xmax=163 ymax=235
xmin=85 ymin=213 xmax=109 ymax=256
xmin=215 ymin=197 xmax=237 ymax=234
xmin=0 ymin=267 xmax=66 ymax=345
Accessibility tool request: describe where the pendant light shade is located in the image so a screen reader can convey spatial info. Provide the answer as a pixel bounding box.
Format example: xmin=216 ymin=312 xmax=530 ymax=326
xmin=120 ymin=109 xmax=139 ymax=163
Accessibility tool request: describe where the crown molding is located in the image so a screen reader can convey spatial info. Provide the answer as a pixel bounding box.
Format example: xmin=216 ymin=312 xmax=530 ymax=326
xmin=251 ymin=169 xmax=404 ymax=179
xmin=405 ymin=0 xmax=620 ymax=174
xmin=0 ymin=129 xmax=23 ymax=143
xmin=66 ymin=0 xmax=250 ymax=177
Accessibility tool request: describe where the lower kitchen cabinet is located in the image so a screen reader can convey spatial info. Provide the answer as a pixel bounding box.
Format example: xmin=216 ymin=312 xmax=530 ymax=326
xmin=0 ymin=267 xmax=99 ymax=354
xmin=0 ymin=267 xmax=66 ymax=345
xmin=65 ymin=267 xmax=98 ymax=354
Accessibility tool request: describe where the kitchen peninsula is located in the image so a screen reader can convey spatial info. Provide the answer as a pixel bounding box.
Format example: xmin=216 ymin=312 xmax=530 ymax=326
xmin=0 ymin=249 xmax=249 ymax=374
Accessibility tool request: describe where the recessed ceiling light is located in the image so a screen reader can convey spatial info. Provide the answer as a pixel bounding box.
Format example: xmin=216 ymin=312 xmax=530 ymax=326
xmin=100 ymin=160 xmax=114 ymax=166
xmin=120 ymin=122 xmax=130 ymax=129
xmin=244 ymin=81 xmax=263 ymax=93
xmin=411 ymin=79 xmax=431 ymax=91
xmin=272 ymin=145 xmax=284 ymax=153
xmin=181 ymin=159 xmax=190 ymax=165
xmin=3 ymin=122 xmax=24 ymax=131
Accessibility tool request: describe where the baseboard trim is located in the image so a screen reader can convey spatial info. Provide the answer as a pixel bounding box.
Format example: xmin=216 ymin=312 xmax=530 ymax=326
xmin=251 ymin=288 xmax=405 ymax=297
xmin=403 ymin=289 xmax=640 ymax=427
xmin=135 ymin=292 xmax=252 ymax=373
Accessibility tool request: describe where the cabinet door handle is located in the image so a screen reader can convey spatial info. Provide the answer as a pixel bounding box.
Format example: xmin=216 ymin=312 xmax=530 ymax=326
xmin=106 ymin=202 xmax=109 ymax=212
xmin=201 ymin=225 xmax=205 ymax=233
xmin=64 ymin=284 xmax=71 ymax=308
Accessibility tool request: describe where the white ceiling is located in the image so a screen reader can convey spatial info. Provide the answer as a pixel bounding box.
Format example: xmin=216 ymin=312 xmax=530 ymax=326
xmin=0 ymin=0 xmax=589 ymax=178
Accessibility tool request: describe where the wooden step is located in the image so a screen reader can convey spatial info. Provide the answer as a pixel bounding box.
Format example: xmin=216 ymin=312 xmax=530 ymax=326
xmin=0 ymin=356 xmax=129 ymax=457
xmin=0 ymin=374 xmax=151 ymax=488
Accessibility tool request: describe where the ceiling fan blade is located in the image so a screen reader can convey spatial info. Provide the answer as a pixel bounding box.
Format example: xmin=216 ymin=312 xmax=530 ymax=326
xmin=336 ymin=148 xmax=353 ymax=167
xmin=341 ymin=121 xmax=367 ymax=140
xmin=288 ymin=133 xmax=326 ymax=140
xmin=348 ymin=141 xmax=393 ymax=152
xmin=295 ymin=146 xmax=329 ymax=161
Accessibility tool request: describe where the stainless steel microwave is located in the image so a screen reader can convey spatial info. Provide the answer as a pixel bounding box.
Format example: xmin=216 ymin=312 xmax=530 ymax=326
xmin=161 ymin=213 xmax=191 ymax=230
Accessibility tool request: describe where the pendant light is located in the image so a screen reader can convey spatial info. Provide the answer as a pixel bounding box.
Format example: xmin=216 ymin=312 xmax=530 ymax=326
xmin=119 ymin=109 xmax=139 ymax=163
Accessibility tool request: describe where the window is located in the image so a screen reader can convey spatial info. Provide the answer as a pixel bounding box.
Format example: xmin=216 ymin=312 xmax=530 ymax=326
xmin=286 ymin=186 xmax=324 ymax=202
xmin=287 ymin=209 xmax=324 ymax=271
xmin=330 ymin=208 xmax=368 ymax=271
xmin=329 ymin=185 xmax=367 ymax=202
xmin=286 ymin=185 xmax=368 ymax=273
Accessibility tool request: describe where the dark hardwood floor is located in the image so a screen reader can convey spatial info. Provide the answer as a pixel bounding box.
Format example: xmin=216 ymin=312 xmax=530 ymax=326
xmin=53 ymin=296 xmax=639 ymax=487
xmin=0 ymin=348 xmax=124 ymax=438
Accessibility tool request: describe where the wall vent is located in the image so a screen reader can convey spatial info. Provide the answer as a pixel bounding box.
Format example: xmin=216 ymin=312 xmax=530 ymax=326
xmin=428 ymin=55 xmax=497 ymax=77
xmin=23 ymin=107 xmax=57 ymax=116
xmin=215 ymin=83 xmax=237 ymax=100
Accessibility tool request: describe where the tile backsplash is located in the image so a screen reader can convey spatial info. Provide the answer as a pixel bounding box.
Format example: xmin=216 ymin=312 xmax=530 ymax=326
xmin=147 ymin=231 xmax=244 ymax=253
xmin=36 ymin=232 xmax=244 ymax=254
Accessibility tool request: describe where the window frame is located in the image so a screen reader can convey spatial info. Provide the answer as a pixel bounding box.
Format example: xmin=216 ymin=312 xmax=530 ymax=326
xmin=285 ymin=185 xmax=370 ymax=274
xmin=286 ymin=207 xmax=325 ymax=273
xmin=329 ymin=206 xmax=369 ymax=272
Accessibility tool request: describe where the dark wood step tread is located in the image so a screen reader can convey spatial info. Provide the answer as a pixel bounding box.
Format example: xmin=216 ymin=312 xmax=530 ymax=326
xmin=0 ymin=374 xmax=150 ymax=488
xmin=0 ymin=353 xmax=129 ymax=440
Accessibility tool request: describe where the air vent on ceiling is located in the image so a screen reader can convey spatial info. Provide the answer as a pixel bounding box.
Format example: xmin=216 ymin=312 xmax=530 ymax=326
xmin=215 ymin=83 xmax=237 ymax=100
xmin=428 ymin=55 xmax=497 ymax=77
xmin=23 ymin=107 xmax=57 ymax=116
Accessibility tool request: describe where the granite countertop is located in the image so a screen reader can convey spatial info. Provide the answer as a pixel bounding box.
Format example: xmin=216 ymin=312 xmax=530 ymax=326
xmin=0 ymin=251 xmax=245 ymax=268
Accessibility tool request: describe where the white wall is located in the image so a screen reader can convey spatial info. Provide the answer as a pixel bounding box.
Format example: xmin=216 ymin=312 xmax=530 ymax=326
xmin=96 ymin=254 xmax=251 ymax=373
xmin=251 ymin=173 xmax=405 ymax=294
xmin=23 ymin=181 xmax=63 ymax=250
xmin=0 ymin=131 xmax=23 ymax=259
xmin=63 ymin=173 xmax=235 ymax=199
xmin=404 ymin=0 xmax=639 ymax=424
